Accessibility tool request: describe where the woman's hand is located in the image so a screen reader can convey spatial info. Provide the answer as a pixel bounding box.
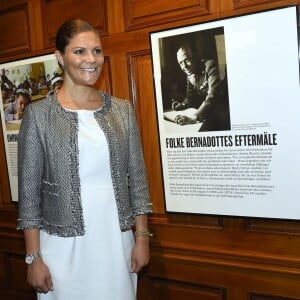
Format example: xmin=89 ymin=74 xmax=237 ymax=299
xmin=27 ymin=258 xmax=53 ymax=294
xmin=130 ymin=236 xmax=150 ymax=273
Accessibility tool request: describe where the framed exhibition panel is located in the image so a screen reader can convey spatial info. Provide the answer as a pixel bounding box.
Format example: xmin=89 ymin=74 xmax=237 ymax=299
xmin=150 ymin=5 xmax=300 ymax=219
xmin=0 ymin=54 xmax=61 ymax=202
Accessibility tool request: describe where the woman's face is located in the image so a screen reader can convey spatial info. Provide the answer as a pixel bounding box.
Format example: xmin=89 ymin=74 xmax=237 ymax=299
xmin=58 ymin=31 xmax=104 ymax=87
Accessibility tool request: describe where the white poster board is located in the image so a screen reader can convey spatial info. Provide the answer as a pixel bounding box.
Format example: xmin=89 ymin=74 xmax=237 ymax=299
xmin=150 ymin=6 xmax=300 ymax=219
xmin=0 ymin=54 xmax=61 ymax=202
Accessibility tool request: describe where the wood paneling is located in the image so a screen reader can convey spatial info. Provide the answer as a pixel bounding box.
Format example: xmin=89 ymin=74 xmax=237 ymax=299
xmin=138 ymin=276 xmax=226 ymax=300
xmin=0 ymin=234 xmax=35 ymax=299
xmin=0 ymin=122 xmax=11 ymax=206
xmin=124 ymin=0 xmax=219 ymax=30
xmin=1 ymin=0 xmax=300 ymax=299
xmin=41 ymin=0 xmax=107 ymax=49
xmin=249 ymin=293 xmax=300 ymax=300
xmin=245 ymin=218 xmax=300 ymax=236
xmin=93 ymin=57 xmax=112 ymax=94
xmin=127 ymin=50 xmax=165 ymax=213
xmin=232 ymin=0 xmax=294 ymax=9
xmin=220 ymin=0 xmax=299 ymax=16
xmin=0 ymin=3 xmax=31 ymax=59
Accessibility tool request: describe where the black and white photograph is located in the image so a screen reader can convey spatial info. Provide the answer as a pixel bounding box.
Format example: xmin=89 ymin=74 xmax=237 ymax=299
xmin=158 ymin=27 xmax=231 ymax=133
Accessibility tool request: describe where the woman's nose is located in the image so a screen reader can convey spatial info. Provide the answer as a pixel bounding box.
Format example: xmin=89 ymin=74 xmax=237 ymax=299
xmin=86 ymin=51 xmax=96 ymax=63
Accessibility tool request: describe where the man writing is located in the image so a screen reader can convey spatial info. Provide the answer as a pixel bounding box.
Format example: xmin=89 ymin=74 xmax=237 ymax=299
xmin=172 ymin=44 xmax=230 ymax=131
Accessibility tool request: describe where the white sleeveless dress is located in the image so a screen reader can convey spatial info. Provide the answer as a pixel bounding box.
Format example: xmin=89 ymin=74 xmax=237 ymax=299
xmin=38 ymin=109 xmax=137 ymax=300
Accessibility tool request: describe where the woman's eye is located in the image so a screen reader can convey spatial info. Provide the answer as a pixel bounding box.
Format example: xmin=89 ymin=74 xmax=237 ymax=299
xmin=74 ymin=49 xmax=84 ymax=55
xmin=94 ymin=48 xmax=102 ymax=55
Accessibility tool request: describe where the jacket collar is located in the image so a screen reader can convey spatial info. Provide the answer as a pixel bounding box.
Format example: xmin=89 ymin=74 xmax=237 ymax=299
xmin=49 ymin=91 xmax=112 ymax=121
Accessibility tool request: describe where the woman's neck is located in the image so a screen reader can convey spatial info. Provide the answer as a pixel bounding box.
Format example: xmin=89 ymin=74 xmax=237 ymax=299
xmin=57 ymin=85 xmax=102 ymax=110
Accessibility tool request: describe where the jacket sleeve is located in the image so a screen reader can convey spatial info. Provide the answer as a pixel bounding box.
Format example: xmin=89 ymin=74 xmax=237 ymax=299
xmin=17 ymin=104 xmax=44 ymax=230
xmin=126 ymin=101 xmax=153 ymax=216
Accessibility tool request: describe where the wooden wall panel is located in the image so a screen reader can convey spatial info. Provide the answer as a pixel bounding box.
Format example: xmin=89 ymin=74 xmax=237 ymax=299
xmin=138 ymin=276 xmax=226 ymax=300
xmin=0 ymin=234 xmax=35 ymax=300
xmin=0 ymin=3 xmax=31 ymax=59
xmin=220 ymin=0 xmax=299 ymax=15
xmin=143 ymin=249 xmax=300 ymax=299
xmin=232 ymin=0 xmax=297 ymax=9
xmin=1 ymin=0 xmax=300 ymax=299
xmin=249 ymin=293 xmax=300 ymax=300
xmin=124 ymin=0 xmax=219 ymax=30
xmin=245 ymin=218 xmax=300 ymax=235
xmin=93 ymin=57 xmax=112 ymax=94
xmin=41 ymin=0 xmax=107 ymax=49
xmin=0 ymin=122 xmax=11 ymax=206
xmin=127 ymin=50 xmax=165 ymax=213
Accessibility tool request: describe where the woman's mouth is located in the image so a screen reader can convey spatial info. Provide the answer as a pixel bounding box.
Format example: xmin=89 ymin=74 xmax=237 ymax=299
xmin=80 ymin=67 xmax=97 ymax=72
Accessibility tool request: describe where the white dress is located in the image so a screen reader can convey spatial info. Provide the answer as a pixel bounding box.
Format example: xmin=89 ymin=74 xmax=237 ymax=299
xmin=38 ymin=109 xmax=137 ymax=300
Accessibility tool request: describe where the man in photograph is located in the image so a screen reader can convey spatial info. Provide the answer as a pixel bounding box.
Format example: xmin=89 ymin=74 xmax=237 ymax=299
xmin=171 ymin=44 xmax=230 ymax=131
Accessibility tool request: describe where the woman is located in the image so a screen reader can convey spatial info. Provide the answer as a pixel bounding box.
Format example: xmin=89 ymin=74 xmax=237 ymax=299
xmin=17 ymin=19 xmax=152 ymax=299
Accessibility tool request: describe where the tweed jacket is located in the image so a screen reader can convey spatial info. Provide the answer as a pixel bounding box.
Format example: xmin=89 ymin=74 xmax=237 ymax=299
xmin=17 ymin=92 xmax=152 ymax=237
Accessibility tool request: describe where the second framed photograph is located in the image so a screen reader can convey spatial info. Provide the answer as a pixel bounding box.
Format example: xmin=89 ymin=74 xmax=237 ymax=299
xmin=150 ymin=5 xmax=300 ymax=220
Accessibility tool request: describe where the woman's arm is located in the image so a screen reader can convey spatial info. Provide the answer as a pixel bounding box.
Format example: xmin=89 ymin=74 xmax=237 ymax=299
xmin=17 ymin=104 xmax=44 ymax=230
xmin=17 ymin=104 xmax=53 ymax=293
xmin=124 ymin=101 xmax=152 ymax=272
xmin=24 ymin=229 xmax=53 ymax=293
xmin=130 ymin=214 xmax=151 ymax=273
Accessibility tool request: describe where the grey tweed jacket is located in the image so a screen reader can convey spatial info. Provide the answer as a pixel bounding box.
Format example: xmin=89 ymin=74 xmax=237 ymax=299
xmin=17 ymin=92 xmax=152 ymax=237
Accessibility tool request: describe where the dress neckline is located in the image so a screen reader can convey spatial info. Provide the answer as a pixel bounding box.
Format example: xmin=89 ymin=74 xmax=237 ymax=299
xmin=49 ymin=91 xmax=112 ymax=122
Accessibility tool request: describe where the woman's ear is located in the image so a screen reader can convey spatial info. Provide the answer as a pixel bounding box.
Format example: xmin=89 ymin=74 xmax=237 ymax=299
xmin=55 ymin=50 xmax=64 ymax=67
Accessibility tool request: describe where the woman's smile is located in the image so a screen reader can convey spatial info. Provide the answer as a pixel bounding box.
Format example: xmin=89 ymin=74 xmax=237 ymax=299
xmin=58 ymin=31 xmax=104 ymax=86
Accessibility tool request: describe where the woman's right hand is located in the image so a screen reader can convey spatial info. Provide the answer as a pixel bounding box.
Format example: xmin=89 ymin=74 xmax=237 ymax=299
xmin=27 ymin=258 xmax=53 ymax=294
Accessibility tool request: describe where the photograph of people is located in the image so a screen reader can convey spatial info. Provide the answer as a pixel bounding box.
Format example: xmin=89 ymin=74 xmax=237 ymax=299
xmin=4 ymin=88 xmax=31 ymax=121
xmin=160 ymin=27 xmax=231 ymax=132
xmin=48 ymin=75 xmax=63 ymax=96
xmin=17 ymin=19 xmax=152 ymax=299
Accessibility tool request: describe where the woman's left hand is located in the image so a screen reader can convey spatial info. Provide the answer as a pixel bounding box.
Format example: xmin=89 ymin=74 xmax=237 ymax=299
xmin=130 ymin=236 xmax=150 ymax=273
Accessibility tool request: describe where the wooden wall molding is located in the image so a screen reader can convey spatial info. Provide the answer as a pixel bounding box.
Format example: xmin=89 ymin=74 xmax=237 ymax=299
xmin=220 ymin=0 xmax=298 ymax=16
xmin=1 ymin=1 xmax=300 ymax=299
xmin=245 ymin=218 xmax=300 ymax=236
xmin=150 ymin=214 xmax=223 ymax=229
xmin=0 ymin=3 xmax=31 ymax=59
xmin=4 ymin=252 xmax=30 ymax=293
xmin=93 ymin=57 xmax=112 ymax=94
xmin=0 ymin=235 xmax=35 ymax=299
xmin=233 ymin=0 xmax=285 ymax=9
xmin=127 ymin=49 xmax=165 ymax=213
xmin=139 ymin=276 xmax=227 ymax=300
xmin=150 ymin=244 xmax=300 ymax=276
xmin=0 ymin=123 xmax=11 ymax=206
xmin=144 ymin=252 xmax=300 ymax=298
xmin=249 ymin=293 xmax=300 ymax=300
xmin=0 ymin=209 xmax=19 ymax=237
xmin=41 ymin=0 xmax=108 ymax=49
xmin=124 ymin=0 xmax=218 ymax=31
